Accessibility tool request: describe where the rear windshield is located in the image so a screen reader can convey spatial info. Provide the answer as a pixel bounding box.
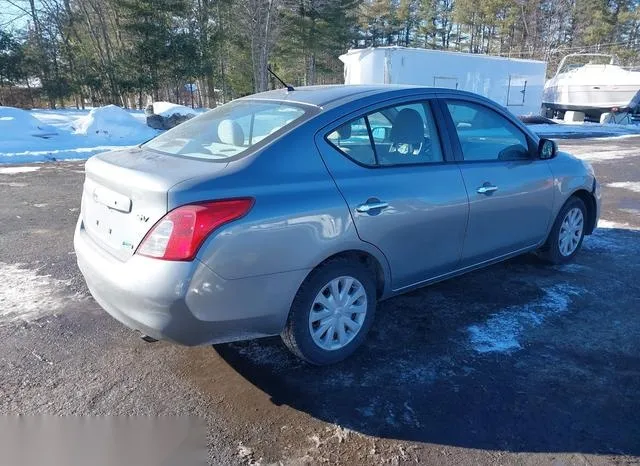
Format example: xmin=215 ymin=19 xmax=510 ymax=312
xmin=143 ymin=100 xmax=308 ymax=161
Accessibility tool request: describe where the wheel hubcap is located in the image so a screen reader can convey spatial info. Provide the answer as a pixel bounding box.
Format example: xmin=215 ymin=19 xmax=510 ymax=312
xmin=558 ymin=207 xmax=584 ymax=257
xmin=308 ymin=276 xmax=367 ymax=351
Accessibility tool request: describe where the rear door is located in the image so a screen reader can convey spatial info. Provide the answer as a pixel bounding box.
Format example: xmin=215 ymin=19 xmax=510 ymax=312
xmin=438 ymin=97 xmax=554 ymax=266
xmin=315 ymin=98 xmax=469 ymax=291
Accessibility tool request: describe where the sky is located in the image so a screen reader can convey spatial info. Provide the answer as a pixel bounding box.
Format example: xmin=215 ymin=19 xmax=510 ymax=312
xmin=0 ymin=0 xmax=39 ymax=32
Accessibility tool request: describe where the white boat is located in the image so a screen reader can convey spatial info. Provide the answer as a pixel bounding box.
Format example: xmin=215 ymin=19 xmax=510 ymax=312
xmin=542 ymin=53 xmax=640 ymax=119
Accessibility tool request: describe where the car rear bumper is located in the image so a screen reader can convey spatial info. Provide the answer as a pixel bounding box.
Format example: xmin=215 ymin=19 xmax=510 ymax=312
xmin=74 ymin=219 xmax=308 ymax=346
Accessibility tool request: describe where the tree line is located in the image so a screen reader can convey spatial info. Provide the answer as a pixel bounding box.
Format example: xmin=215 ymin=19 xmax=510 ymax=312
xmin=1 ymin=0 xmax=639 ymax=109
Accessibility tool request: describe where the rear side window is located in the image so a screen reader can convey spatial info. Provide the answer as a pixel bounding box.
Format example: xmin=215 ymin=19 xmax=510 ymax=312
xmin=326 ymin=117 xmax=376 ymax=165
xmin=326 ymin=101 xmax=443 ymax=167
xmin=144 ymin=100 xmax=307 ymax=161
xmin=445 ymin=100 xmax=530 ymax=161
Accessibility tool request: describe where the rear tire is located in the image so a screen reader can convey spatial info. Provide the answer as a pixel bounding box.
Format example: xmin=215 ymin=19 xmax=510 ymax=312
xmin=281 ymin=258 xmax=377 ymax=365
xmin=538 ymin=196 xmax=587 ymax=264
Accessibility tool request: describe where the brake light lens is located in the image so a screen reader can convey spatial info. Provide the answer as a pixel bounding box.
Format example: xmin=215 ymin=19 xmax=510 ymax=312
xmin=136 ymin=198 xmax=254 ymax=261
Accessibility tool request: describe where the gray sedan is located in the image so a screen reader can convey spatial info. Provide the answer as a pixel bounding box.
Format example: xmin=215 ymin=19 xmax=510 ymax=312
xmin=74 ymin=85 xmax=601 ymax=365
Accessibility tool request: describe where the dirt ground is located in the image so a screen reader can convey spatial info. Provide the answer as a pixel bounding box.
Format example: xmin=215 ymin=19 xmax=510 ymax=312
xmin=1 ymin=136 xmax=639 ymax=465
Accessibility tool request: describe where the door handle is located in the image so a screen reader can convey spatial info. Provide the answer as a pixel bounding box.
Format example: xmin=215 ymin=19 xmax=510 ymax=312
xmin=477 ymin=184 xmax=498 ymax=194
xmin=356 ymin=201 xmax=389 ymax=213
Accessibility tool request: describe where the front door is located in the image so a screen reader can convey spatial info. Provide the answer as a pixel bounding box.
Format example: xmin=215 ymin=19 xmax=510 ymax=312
xmin=442 ymin=99 xmax=554 ymax=265
xmin=315 ymin=99 xmax=469 ymax=290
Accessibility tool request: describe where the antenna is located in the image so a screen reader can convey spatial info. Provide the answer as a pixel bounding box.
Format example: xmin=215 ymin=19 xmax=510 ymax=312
xmin=267 ymin=64 xmax=295 ymax=92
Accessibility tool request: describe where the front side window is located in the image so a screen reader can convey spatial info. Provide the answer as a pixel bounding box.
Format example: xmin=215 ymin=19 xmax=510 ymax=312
xmin=144 ymin=100 xmax=308 ymax=161
xmin=446 ymin=100 xmax=530 ymax=161
xmin=326 ymin=101 xmax=443 ymax=167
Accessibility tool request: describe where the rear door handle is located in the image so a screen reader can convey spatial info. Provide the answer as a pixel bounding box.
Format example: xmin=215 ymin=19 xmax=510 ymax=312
xmin=477 ymin=184 xmax=498 ymax=194
xmin=356 ymin=201 xmax=389 ymax=213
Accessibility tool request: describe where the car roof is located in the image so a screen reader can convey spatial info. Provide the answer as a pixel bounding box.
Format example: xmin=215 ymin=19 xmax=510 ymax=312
xmin=239 ymin=85 xmax=495 ymax=111
xmin=239 ymin=85 xmax=431 ymax=108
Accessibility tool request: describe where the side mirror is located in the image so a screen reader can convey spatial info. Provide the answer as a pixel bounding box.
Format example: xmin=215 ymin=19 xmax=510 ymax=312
xmin=538 ymin=138 xmax=557 ymax=159
xmin=371 ymin=126 xmax=389 ymax=142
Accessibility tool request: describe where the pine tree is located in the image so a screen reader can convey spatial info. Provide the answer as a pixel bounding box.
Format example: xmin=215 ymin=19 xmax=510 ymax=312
xmin=279 ymin=0 xmax=359 ymax=86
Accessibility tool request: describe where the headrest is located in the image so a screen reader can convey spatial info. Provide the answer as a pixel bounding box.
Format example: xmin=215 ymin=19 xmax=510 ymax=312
xmin=390 ymin=109 xmax=423 ymax=145
xmin=218 ymin=119 xmax=244 ymax=146
xmin=335 ymin=123 xmax=352 ymax=139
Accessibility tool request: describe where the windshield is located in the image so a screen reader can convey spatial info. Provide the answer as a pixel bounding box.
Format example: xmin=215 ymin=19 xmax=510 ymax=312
xmin=143 ymin=100 xmax=308 ymax=161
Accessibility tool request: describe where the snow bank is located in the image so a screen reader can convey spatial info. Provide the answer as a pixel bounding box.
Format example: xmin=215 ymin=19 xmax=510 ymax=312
xmin=152 ymin=101 xmax=197 ymax=117
xmin=1 ymin=106 xmax=158 ymax=164
xmin=74 ymin=105 xmax=157 ymax=139
xmin=0 ymin=106 xmax=58 ymax=137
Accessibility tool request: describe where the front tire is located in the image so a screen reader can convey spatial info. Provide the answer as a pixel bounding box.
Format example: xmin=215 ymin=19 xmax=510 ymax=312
xmin=539 ymin=196 xmax=587 ymax=264
xmin=281 ymin=258 xmax=377 ymax=365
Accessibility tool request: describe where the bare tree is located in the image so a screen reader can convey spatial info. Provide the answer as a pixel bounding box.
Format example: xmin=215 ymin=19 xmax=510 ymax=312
xmin=239 ymin=0 xmax=281 ymax=92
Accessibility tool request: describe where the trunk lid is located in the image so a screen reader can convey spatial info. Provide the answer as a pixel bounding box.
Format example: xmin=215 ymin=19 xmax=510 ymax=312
xmin=81 ymin=147 xmax=228 ymax=261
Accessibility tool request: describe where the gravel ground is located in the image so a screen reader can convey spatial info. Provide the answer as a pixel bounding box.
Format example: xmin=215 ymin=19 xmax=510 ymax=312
xmin=1 ymin=136 xmax=639 ymax=465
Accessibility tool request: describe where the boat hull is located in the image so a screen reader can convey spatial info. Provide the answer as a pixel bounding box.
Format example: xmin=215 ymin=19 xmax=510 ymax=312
xmin=542 ymin=84 xmax=640 ymax=112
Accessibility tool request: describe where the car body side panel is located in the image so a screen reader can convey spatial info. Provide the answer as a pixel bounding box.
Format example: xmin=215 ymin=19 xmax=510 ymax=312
xmin=432 ymin=93 xmax=557 ymax=263
xmin=457 ymin=160 xmax=555 ymax=265
xmin=312 ymin=95 xmax=470 ymax=290
xmin=545 ymin=151 xmax=600 ymax=229
xmin=75 ymin=219 xmax=308 ymax=344
xmin=169 ymin=124 xmax=393 ymax=294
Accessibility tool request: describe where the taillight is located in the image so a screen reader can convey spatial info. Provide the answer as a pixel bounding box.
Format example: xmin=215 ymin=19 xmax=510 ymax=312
xmin=136 ymin=198 xmax=254 ymax=261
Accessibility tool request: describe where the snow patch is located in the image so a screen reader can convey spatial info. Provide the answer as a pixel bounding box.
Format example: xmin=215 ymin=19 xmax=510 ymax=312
xmin=567 ymin=147 xmax=639 ymax=162
xmin=607 ymin=181 xmax=640 ymax=193
xmin=554 ymin=263 xmax=590 ymax=273
xmin=227 ymin=340 xmax=303 ymax=370
xmin=152 ymin=101 xmax=198 ymax=117
xmin=0 ymin=263 xmax=73 ymax=324
xmin=467 ymin=283 xmax=584 ymax=354
xmin=236 ymin=443 xmax=254 ymax=462
xmin=0 ymin=166 xmax=41 ymax=174
xmin=597 ymin=219 xmax=640 ymax=230
xmin=74 ymin=105 xmax=157 ymax=139
xmin=0 ymin=182 xmax=27 ymax=187
xmin=531 ymin=121 xmax=640 ymax=139
xmin=621 ymin=207 xmax=640 ymax=216
xmin=583 ymin=222 xmax=640 ymax=253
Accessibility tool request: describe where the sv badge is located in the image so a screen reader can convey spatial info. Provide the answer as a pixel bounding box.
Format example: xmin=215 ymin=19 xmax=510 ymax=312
xmin=137 ymin=214 xmax=150 ymax=223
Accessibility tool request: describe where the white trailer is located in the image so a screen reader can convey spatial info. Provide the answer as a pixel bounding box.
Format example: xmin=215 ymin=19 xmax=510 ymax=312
xmin=340 ymin=47 xmax=547 ymax=116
